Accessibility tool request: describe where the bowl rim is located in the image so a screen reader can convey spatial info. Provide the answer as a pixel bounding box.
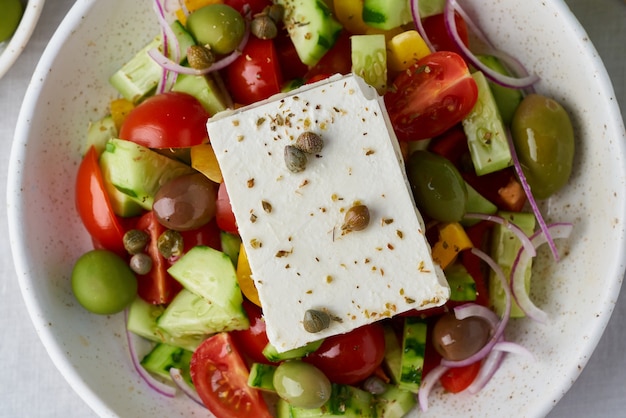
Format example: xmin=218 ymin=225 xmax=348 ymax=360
xmin=0 ymin=0 xmax=46 ymax=79
xmin=7 ymin=0 xmax=626 ymax=416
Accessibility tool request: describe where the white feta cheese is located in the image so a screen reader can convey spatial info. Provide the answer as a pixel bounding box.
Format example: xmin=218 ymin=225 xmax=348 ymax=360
xmin=207 ymin=74 xmax=449 ymax=352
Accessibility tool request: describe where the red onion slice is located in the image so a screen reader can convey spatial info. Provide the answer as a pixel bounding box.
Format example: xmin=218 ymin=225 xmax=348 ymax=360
xmin=510 ymin=222 xmax=573 ymax=322
xmin=444 ymin=0 xmax=539 ymax=89
xmin=463 ymin=346 xmax=504 ymax=395
xmin=409 ymin=0 xmax=436 ymax=52
xmin=418 ymin=364 xmax=450 ymax=412
xmin=464 ymin=212 xmax=537 ymax=258
xmin=170 ymin=368 xmax=206 ymax=408
xmin=453 ymin=303 xmax=500 ymax=329
xmin=441 ymin=248 xmax=511 ymax=368
xmin=124 ymin=311 xmax=177 ymax=398
xmin=492 ymin=341 xmax=534 ymax=359
xmin=152 ymin=0 xmax=180 ymax=93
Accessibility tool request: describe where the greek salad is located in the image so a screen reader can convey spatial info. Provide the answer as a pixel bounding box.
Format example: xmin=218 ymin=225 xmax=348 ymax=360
xmin=71 ymin=0 xmax=575 ymax=416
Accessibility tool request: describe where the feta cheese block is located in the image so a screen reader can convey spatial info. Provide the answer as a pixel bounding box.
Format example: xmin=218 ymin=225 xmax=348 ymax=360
xmin=207 ymin=74 xmax=449 ymax=352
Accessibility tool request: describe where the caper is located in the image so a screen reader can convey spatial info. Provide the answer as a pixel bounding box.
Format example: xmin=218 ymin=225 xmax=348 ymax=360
xmin=123 ymin=229 xmax=149 ymax=255
xmin=157 ymin=230 xmax=184 ymax=259
xmin=284 ymin=145 xmax=307 ymax=173
xmin=303 ymin=309 xmax=331 ymax=333
xmin=273 ymin=361 xmax=331 ymax=409
xmin=295 ymin=131 xmax=324 ymax=154
xmin=341 ymin=204 xmax=370 ymax=232
xmin=511 ymin=94 xmax=575 ymax=200
xmin=186 ymin=44 xmax=216 ymax=70
xmin=265 ymin=4 xmax=285 ymax=23
xmin=129 ymin=253 xmax=153 ymax=275
xmin=431 ymin=313 xmax=491 ymax=361
xmin=251 ymin=14 xmax=278 ymax=40
xmin=406 ymin=150 xmax=468 ymax=222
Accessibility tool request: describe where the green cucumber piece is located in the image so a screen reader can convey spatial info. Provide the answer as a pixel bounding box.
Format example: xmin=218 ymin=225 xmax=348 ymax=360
xmin=382 ymin=325 xmax=402 ymax=384
xmin=141 ymin=342 xmax=193 ymax=385
xmin=489 ymin=211 xmax=536 ymax=317
xmin=172 ymin=73 xmax=229 ymax=115
xmin=110 ymin=20 xmax=195 ymax=103
xmin=262 ymin=339 xmax=324 ymax=362
xmin=278 ymin=384 xmax=374 ymax=417
xmin=220 ymin=231 xmax=242 ymax=267
xmin=84 ymin=115 xmax=117 ymax=157
xmin=362 ymin=0 xmax=411 ymax=30
xmin=126 ymin=296 xmax=205 ymax=351
xmin=276 ymin=0 xmax=342 ymax=66
xmin=477 ymin=55 xmax=524 ymax=126
xmin=444 ymin=262 xmax=477 ymax=302
xmin=247 ymin=363 xmax=277 ymax=392
xmin=157 ymin=288 xmax=249 ymax=337
xmin=462 ymin=71 xmax=512 ymax=176
xmin=373 ymin=384 xmax=417 ymax=418
xmin=167 ymin=246 xmax=244 ymax=311
xmin=398 ymin=317 xmax=427 ymax=393
xmin=351 ymin=34 xmax=387 ymax=94
xmin=99 ymin=138 xmax=195 ymax=211
xmin=417 ymin=0 xmax=446 ymax=18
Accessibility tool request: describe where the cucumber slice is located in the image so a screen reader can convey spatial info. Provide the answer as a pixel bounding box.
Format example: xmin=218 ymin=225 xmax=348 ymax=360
xmin=276 ymin=0 xmax=342 ymax=66
xmin=373 ymin=384 xmax=417 ymax=418
xmin=463 ymin=70 xmax=512 ymax=176
xmin=262 ymin=339 xmax=324 ymax=362
xmin=247 ymin=363 xmax=277 ymax=392
xmin=351 ymin=34 xmax=387 ymax=94
xmin=141 ymin=342 xmax=193 ymax=385
xmin=362 ymin=0 xmax=411 ymax=30
xmin=398 ymin=317 xmax=427 ymax=393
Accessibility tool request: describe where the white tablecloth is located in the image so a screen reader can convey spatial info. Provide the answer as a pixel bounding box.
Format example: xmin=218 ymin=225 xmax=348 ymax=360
xmin=0 ymin=1 xmax=624 ymax=417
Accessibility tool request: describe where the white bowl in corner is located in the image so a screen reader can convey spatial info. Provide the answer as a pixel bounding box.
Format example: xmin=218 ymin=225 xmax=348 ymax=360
xmin=0 ymin=0 xmax=45 ymax=79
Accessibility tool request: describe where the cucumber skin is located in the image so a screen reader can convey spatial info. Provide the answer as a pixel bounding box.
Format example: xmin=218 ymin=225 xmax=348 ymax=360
xmin=398 ymin=317 xmax=427 ymax=393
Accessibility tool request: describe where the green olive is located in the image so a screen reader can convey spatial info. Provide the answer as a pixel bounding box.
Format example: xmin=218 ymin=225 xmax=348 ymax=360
xmin=71 ymin=250 xmax=138 ymax=315
xmin=511 ymin=94 xmax=575 ymax=200
xmin=273 ymin=361 xmax=331 ymax=409
xmin=406 ymin=151 xmax=468 ymax=222
xmin=185 ymin=4 xmax=245 ymax=55
xmin=0 ymin=0 xmax=23 ymax=42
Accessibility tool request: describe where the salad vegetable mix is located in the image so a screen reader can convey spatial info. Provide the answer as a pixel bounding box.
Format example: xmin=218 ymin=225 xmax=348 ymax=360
xmin=71 ymin=0 xmax=576 ymax=416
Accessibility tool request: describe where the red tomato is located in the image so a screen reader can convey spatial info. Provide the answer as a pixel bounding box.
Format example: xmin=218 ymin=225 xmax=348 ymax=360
xmin=385 ymin=51 xmax=478 ymax=141
xmin=75 ymin=147 xmax=127 ymax=255
xmin=231 ymin=300 xmax=273 ymax=364
xmin=135 ymin=211 xmax=181 ymax=304
xmin=275 ymin=29 xmax=309 ymax=80
xmin=304 ymin=323 xmax=386 ymax=385
xmin=224 ymin=37 xmax=283 ymax=105
xmin=216 ymin=182 xmax=238 ymax=234
xmin=190 ymin=333 xmax=272 ymax=418
xmin=180 ymin=218 xmax=222 ymax=253
xmin=422 ymin=12 xmax=469 ymax=59
xmin=304 ymin=31 xmax=352 ymax=80
xmin=118 ymin=92 xmax=210 ymax=148
xmin=224 ymin=0 xmax=271 ymax=14
xmin=439 ymin=361 xmax=481 ymax=393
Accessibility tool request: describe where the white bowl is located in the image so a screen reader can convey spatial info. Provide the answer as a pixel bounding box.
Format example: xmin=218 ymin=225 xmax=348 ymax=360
xmin=0 ymin=0 xmax=45 ymax=79
xmin=7 ymin=0 xmax=626 ymax=417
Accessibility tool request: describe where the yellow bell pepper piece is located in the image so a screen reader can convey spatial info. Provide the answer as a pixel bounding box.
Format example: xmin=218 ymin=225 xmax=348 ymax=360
xmin=431 ymin=222 xmax=473 ymax=270
xmin=236 ymin=242 xmax=262 ymax=307
xmin=176 ymin=0 xmax=223 ymax=25
xmin=190 ymin=143 xmax=223 ymax=183
xmin=109 ymin=98 xmax=134 ymax=131
xmin=386 ymin=30 xmax=431 ymax=73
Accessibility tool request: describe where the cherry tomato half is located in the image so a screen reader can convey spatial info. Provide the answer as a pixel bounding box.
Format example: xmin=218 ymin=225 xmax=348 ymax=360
xmin=224 ymin=37 xmax=283 ymax=105
xmin=385 ymin=51 xmax=478 ymax=141
xmin=75 ymin=146 xmax=127 ymax=255
xmin=439 ymin=361 xmax=482 ymax=393
xmin=190 ymin=333 xmax=272 ymax=418
xmin=304 ymin=31 xmax=352 ymax=81
xmin=216 ymin=182 xmax=238 ymax=234
xmin=304 ymin=323 xmax=386 ymax=385
xmin=422 ymin=12 xmax=469 ymax=59
xmin=231 ymin=300 xmax=273 ymax=364
xmin=119 ymin=92 xmax=210 ymax=148
xmin=135 ymin=211 xmax=181 ymax=304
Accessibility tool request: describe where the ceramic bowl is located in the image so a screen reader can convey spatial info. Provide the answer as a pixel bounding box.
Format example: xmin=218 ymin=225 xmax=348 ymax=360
xmin=0 ymin=0 xmax=45 ymax=79
xmin=8 ymin=0 xmax=626 ymax=416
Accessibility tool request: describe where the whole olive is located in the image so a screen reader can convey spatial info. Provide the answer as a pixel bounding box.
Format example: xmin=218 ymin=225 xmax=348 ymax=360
xmin=406 ymin=151 xmax=467 ymax=222
xmin=432 ymin=313 xmax=491 ymax=361
xmin=185 ymin=4 xmax=246 ymax=55
xmin=511 ymin=94 xmax=575 ymax=200
xmin=153 ymin=173 xmax=217 ymax=231
xmin=273 ymin=361 xmax=331 ymax=409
